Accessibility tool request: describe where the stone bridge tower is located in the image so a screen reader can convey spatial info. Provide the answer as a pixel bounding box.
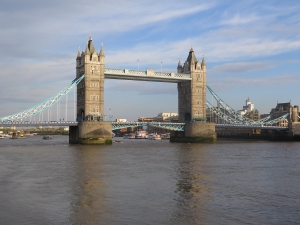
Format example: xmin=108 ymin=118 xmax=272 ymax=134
xmin=76 ymin=35 xmax=105 ymax=121
xmin=172 ymin=48 xmax=216 ymax=142
xmin=177 ymin=48 xmax=206 ymax=123
xmin=70 ymin=36 xmax=112 ymax=145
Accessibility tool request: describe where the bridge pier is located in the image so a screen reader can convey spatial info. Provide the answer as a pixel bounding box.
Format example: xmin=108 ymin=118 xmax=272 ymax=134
xmin=170 ymin=123 xmax=216 ymax=143
xmin=69 ymin=121 xmax=112 ymax=144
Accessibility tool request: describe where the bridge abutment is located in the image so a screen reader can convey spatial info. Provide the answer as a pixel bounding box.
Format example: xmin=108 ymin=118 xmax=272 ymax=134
xmin=69 ymin=121 xmax=112 ymax=144
xmin=170 ymin=122 xmax=216 ymax=143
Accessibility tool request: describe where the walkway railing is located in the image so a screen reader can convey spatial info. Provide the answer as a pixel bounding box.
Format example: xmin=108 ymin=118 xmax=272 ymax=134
xmin=104 ymin=68 xmax=191 ymax=83
xmin=112 ymin=121 xmax=185 ymax=131
xmin=0 ymin=121 xmax=289 ymax=131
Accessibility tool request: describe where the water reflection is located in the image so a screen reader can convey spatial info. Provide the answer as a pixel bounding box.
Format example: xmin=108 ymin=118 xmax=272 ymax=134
xmin=69 ymin=145 xmax=111 ymax=224
xmin=171 ymin=143 xmax=212 ymax=225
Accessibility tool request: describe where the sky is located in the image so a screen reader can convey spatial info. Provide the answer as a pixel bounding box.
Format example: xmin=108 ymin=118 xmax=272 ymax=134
xmin=0 ymin=0 xmax=299 ymax=121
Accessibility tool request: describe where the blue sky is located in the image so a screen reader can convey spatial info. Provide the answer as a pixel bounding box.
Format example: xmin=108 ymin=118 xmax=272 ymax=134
xmin=0 ymin=0 xmax=299 ymax=121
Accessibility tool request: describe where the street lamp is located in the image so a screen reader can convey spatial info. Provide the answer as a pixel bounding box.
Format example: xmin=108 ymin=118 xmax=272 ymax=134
xmin=109 ymin=108 xmax=113 ymax=121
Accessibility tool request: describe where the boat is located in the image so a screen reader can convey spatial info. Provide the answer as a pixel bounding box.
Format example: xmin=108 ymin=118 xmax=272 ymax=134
xmin=18 ymin=133 xmax=27 ymax=139
xmin=123 ymin=133 xmax=135 ymax=139
xmin=135 ymin=130 xmax=148 ymax=139
xmin=26 ymin=133 xmax=38 ymax=137
xmin=148 ymin=133 xmax=161 ymax=140
xmin=161 ymin=133 xmax=170 ymax=139
xmin=10 ymin=133 xmax=18 ymax=139
xmin=43 ymin=135 xmax=53 ymax=140
xmin=0 ymin=133 xmax=11 ymax=138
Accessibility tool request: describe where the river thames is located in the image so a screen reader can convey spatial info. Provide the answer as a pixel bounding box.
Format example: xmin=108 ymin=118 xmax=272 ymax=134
xmin=0 ymin=136 xmax=299 ymax=225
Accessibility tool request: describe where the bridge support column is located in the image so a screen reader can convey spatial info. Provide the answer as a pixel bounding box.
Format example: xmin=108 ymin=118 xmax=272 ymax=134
xmin=69 ymin=121 xmax=112 ymax=144
xmin=170 ymin=123 xmax=216 ymax=143
xmin=288 ymin=122 xmax=300 ymax=141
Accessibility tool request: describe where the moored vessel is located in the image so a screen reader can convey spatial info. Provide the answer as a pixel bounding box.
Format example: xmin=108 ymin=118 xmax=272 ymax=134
xmin=135 ymin=130 xmax=148 ymax=139
xmin=123 ymin=133 xmax=135 ymax=139
xmin=148 ymin=133 xmax=161 ymax=140
xmin=161 ymin=133 xmax=170 ymax=139
xmin=43 ymin=135 xmax=53 ymax=140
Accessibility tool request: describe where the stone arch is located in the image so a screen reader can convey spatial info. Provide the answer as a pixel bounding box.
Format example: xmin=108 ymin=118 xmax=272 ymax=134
xmin=78 ymin=109 xmax=85 ymax=122
xmin=184 ymin=112 xmax=191 ymax=123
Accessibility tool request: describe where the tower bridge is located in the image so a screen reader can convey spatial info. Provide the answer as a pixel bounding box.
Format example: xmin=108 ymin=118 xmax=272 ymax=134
xmin=1 ymin=35 xmax=299 ymax=143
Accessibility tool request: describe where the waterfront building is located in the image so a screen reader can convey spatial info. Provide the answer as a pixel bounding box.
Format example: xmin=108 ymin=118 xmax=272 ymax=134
xmin=246 ymin=109 xmax=260 ymax=121
xmin=270 ymin=102 xmax=299 ymax=125
xmin=239 ymin=97 xmax=255 ymax=115
xmin=138 ymin=117 xmax=153 ymax=122
xmin=153 ymin=112 xmax=178 ymax=122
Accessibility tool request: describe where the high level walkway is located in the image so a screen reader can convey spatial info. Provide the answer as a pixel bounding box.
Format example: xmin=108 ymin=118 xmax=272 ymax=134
xmin=104 ymin=68 xmax=191 ymax=83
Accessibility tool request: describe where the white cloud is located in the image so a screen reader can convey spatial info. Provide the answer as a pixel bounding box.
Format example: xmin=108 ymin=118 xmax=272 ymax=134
xmin=209 ymin=61 xmax=274 ymax=74
xmin=221 ymin=13 xmax=260 ymax=25
xmin=209 ymin=73 xmax=300 ymax=91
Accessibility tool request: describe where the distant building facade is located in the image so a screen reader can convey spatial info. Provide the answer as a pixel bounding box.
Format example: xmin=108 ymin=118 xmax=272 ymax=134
xmin=239 ymin=98 xmax=255 ymax=115
xmin=270 ymin=102 xmax=299 ymax=126
xmin=153 ymin=112 xmax=178 ymax=122
xmin=138 ymin=117 xmax=154 ymax=122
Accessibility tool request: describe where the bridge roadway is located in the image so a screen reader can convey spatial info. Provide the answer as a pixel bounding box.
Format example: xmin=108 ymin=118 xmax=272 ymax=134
xmin=0 ymin=121 xmax=289 ymax=131
xmin=104 ymin=68 xmax=191 ymax=83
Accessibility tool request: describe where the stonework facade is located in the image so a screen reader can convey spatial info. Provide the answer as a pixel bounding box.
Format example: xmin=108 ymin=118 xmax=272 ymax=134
xmin=76 ymin=35 xmax=105 ymax=121
xmin=177 ymin=48 xmax=206 ymax=123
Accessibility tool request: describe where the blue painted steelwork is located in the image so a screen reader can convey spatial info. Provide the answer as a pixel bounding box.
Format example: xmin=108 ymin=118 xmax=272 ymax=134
xmin=206 ymin=100 xmax=243 ymax=124
xmin=263 ymin=113 xmax=289 ymax=126
xmin=206 ymin=85 xmax=252 ymax=124
xmin=207 ymin=99 xmax=289 ymax=126
xmin=206 ymin=85 xmax=289 ymax=126
xmin=0 ymin=120 xmax=289 ymax=131
xmin=0 ymin=121 xmax=78 ymax=127
xmin=112 ymin=122 xmax=185 ymax=131
xmin=0 ymin=75 xmax=85 ymax=122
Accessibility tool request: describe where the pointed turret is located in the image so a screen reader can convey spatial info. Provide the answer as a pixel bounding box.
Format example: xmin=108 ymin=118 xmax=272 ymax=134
xmin=87 ymin=35 xmax=96 ymax=56
xmin=178 ymin=58 xmax=182 ymax=67
xmin=77 ymin=46 xmax=81 ymax=58
xmin=85 ymin=42 xmax=90 ymax=55
xmin=201 ymin=55 xmax=206 ymax=67
xmin=177 ymin=58 xmax=182 ymax=73
xmin=99 ymin=43 xmax=105 ymax=64
xmin=185 ymin=47 xmax=198 ymax=65
xmin=76 ymin=46 xmax=81 ymax=68
xmin=184 ymin=47 xmax=198 ymax=72
xmin=190 ymin=48 xmax=195 ymax=66
xmin=84 ymin=41 xmax=90 ymax=62
xmin=99 ymin=43 xmax=105 ymax=57
xmin=201 ymin=55 xmax=206 ymax=72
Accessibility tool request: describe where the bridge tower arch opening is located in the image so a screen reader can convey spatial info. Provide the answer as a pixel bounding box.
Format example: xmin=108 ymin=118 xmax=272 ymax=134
xmin=78 ymin=109 xmax=85 ymax=122
xmin=184 ymin=112 xmax=191 ymax=123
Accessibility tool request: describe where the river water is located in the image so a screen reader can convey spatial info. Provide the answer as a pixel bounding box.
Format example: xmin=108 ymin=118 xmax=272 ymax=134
xmin=0 ymin=136 xmax=299 ymax=225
